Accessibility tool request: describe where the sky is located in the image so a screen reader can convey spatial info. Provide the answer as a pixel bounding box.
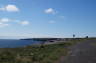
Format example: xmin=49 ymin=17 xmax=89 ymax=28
xmin=0 ymin=0 xmax=96 ymax=39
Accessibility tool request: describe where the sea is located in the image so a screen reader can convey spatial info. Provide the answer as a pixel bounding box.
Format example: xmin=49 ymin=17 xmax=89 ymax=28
xmin=0 ymin=39 xmax=42 ymax=48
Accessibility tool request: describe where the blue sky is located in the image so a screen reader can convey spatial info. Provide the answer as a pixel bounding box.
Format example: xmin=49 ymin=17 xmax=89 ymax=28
xmin=0 ymin=0 xmax=96 ymax=39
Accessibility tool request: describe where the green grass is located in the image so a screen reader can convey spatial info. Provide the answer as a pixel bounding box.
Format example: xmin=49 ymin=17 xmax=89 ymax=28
xmin=0 ymin=38 xmax=90 ymax=63
xmin=0 ymin=42 xmax=71 ymax=63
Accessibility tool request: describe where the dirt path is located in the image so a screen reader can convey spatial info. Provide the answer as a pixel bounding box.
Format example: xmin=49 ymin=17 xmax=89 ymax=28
xmin=59 ymin=39 xmax=96 ymax=63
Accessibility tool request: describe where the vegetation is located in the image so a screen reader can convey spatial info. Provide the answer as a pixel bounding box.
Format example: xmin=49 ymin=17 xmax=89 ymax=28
xmin=0 ymin=38 xmax=93 ymax=63
xmin=0 ymin=42 xmax=72 ymax=63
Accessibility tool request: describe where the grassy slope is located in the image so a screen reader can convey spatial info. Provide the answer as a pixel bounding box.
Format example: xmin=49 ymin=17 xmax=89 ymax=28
xmin=0 ymin=38 xmax=91 ymax=63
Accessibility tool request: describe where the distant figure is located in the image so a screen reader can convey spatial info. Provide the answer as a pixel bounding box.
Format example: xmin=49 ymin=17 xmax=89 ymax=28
xmin=73 ymin=34 xmax=75 ymax=38
xmin=86 ymin=36 xmax=88 ymax=38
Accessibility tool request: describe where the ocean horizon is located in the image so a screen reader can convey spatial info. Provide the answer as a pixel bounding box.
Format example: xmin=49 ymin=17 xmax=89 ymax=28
xmin=0 ymin=39 xmax=41 ymax=48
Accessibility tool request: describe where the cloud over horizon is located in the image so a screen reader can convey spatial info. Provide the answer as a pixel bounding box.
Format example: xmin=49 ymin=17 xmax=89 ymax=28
xmin=0 ymin=18 xmax=11 ymax=23
xmin=0 ymin=22 xmax=9 ymax=27
xmin=0 ymin=18 xmax=11 ymax=27
xmin=0 ymin=18 xmax=30 ymax=27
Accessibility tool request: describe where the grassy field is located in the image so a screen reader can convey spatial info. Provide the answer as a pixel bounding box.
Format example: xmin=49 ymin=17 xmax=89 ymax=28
xmin=0 ymin=38 xmax=92 ymax=63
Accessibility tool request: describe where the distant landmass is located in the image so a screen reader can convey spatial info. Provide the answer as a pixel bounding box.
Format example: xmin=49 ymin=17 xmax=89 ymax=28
xmin=20 ymin=38 xmax=59 ymax=41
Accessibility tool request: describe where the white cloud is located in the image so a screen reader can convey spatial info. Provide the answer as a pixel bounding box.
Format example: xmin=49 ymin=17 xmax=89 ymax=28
xmin=19 ymin=21 xmax=29 ymax=25
xmin=49 ymin=20 xmax=56 ymax=24
xmin=0 ymin=22 xmax=9 ymax=27
xmin=0 ymin=18 xmax=11 ymax=23
xmin=5 ymin=5 xmax=19 ymax=12
xmin=45 ymin=8 xmax=56 ymax=14
xmin=0 ymin=4 xmax=19 ymax=12
xmin=0 ymin=18 xmax=10 ymax=27
xmin=0 ymin=18 xmax=30 ymax=28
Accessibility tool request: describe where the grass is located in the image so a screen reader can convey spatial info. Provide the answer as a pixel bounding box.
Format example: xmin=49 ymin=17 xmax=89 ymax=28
xmin=0 ymin=42 xmax=71 ymax=63
xmin=0 ymin=38 xmax=90 ymax=63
